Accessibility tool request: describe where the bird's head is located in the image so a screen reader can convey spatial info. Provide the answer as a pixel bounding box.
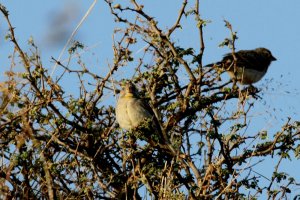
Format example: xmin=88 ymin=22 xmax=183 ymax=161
xmin=255 ymin=47 xmax=277 ymax=62
xmin=120 ymin=82 xmax=138 ymax=98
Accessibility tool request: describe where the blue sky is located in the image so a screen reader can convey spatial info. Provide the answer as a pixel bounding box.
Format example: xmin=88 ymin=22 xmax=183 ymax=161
xmin=1 ymin=0 xmax=300 ymax=198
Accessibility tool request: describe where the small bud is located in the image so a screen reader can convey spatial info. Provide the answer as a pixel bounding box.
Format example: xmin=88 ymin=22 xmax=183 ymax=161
xmin=113 ymin=4 xmax=121 ymax=9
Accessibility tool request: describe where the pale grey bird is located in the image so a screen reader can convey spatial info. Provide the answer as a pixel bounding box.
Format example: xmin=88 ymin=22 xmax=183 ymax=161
xmin=207 ymin=47 xmax=276 ymax=84
xmin=116 ymin=82 xmax=153 ymax=130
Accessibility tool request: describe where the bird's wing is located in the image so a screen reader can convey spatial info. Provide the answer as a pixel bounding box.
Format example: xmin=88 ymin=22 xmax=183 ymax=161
xmin=133 ymin=98 xmax=153 ymax=118
xmin=222 ymin=50 xmax=265 ymax=72
xmin=131 ymin=97 xmax=164 ymax=133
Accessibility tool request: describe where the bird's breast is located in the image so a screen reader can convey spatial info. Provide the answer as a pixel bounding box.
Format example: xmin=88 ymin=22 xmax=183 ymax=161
xmin=227 ymin=67 xmax=268 ymax=85
xmin=116 ymin=97 xmax=152 ymax=129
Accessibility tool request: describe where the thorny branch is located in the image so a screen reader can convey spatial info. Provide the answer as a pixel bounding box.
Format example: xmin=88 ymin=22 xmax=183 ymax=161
xmin=0 ymin=1 xmax=299 ymax=200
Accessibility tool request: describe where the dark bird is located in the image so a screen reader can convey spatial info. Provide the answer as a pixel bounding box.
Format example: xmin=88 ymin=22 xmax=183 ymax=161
xmin=206 ymin=47 xmax=276 ymax=84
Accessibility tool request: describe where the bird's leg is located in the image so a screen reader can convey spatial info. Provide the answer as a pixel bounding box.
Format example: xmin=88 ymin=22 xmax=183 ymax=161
xmin=231 ymin=78 xmax=238 ymax=90
xmin=238 ymin=85 xmax=262 ymax=105
xmin=247 ymin=85 xmax=262 ymax=99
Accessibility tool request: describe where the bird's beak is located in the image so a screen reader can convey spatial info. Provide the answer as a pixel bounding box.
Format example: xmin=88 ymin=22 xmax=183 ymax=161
xmin=124 ymin=93 xmax=134 ymax=98
xmin=271 ymin=56 xmax=277 ymax=61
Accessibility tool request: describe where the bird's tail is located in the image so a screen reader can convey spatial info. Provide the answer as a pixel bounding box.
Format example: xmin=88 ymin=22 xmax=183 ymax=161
xmin=203 ymin=62 xmax=222 ymax=68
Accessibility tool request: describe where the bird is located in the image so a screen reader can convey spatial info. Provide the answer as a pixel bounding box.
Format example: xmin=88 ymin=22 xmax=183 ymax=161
xmin=115 ymin=82 xmax=153 ymax=130
xmin=206 ymin=47 xmax=276 ymax=85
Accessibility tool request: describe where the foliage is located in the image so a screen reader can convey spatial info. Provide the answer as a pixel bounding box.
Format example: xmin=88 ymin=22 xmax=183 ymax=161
xmin=0 ymin=1 xmax=300 ymax=200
